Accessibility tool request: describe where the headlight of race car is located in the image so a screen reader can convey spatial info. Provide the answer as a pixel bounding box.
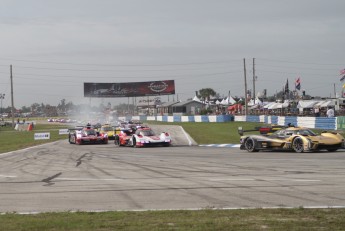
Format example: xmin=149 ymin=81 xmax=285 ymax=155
xmin=306 ymin=138 xmax=312 ymax=149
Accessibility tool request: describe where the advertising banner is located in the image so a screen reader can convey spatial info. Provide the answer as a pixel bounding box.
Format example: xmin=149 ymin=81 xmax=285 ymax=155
xmin=59 ymin=129 xmax=69 ymax=135
xmin=34 ymin=133 xmax=50 ymax=140
xmin=84 ymin=80 xmax=175 ymax=98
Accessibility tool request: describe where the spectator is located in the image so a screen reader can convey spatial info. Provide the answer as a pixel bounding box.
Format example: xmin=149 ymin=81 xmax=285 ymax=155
xmin=314 ymin=106 xmax=320 ymax=117
xmin=326 ymin=107 xmax=335 ymax=117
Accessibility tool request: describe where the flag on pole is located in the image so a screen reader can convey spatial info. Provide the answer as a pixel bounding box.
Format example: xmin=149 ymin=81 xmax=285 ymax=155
xmin=340 ymin=69 xmax=345 ymax=81
xmin=295 ymin=77 xmax=301 ymax=90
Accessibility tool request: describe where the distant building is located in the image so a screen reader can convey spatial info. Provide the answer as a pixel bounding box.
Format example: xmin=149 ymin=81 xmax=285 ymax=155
xmin=171 ymin=100 xmax=204 ymax=115
xmin=157 ymin=101 xmax=180 ymax=115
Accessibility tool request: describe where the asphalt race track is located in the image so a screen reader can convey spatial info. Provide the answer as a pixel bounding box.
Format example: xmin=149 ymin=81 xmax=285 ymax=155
xmin=1 ymin=126 xmax=345 ymax=213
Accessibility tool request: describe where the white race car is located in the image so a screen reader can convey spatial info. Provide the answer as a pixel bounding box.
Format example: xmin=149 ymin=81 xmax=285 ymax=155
xmin=127 ymin=127 xmax=171 ymax=147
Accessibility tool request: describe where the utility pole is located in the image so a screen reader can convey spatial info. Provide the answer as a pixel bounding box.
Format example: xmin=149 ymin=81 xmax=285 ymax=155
xmin=253 ymin=58 xmax=256 ymax=105
xmin=334 ymin=83 xmax=336 ymax=98
xmin=0 ymin=93 xmax=4 ymax=115
xmin=244 ymin=58 xmax=248 ymax=115
xmin=10 ymin=65 xmax=15 ymax=127
xmin=228 ymin=90 xmax=230 ymax=105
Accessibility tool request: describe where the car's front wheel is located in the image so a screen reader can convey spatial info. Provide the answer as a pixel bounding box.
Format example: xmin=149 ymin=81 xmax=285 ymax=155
xmin=292 ymin=137 xmax=304 ymax=153
xmin=244 ymin=137 xmax=258 ymax=152
xmin=132 ymin=138 xmax=139 ymax=148
xmin=69 ymin=134 xmax=75 ymax=144
xmin=114 ymin=136 xmax=121 ymax=146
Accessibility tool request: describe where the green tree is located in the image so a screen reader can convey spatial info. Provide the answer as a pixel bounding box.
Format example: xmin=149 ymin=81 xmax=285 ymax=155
xmin=198 ymin=88 xmax=217 ymax=102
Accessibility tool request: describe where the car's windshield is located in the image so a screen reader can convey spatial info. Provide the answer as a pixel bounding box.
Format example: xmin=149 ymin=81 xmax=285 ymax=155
xmin=123 ymin=130 xmax=133 ymax=136
xmin=102 ymin=127 xmax=113 ymax=131
xmin=84 ymin=129 xmax=97 ymax=136
xmin=273 ymin=128 xmax=316 ymax=137
xmin=295 ymin=129 xmax=316 ymax=136
xmin=138 ymin=130 xmax=155 ymax=136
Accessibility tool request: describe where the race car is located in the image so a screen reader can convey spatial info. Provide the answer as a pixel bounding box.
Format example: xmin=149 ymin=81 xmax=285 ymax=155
xmin=69 ymin=125 xmax=108 ymax=145
xmin=114 ymin=128 xmax=135 ymax=146
xmin=239 ymin=126 xmax=345 ymax=153
xmin=98 ymin=124 xmax=116 ymax=140
xmin=114 ymin=127 xmax=171 ymax=147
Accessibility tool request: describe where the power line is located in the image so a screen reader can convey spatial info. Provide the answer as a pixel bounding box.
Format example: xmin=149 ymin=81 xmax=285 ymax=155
xmin=0 ymin=57 xmax=241 ymax=67
xmin=258 ymin=58 xmax=344 ymax=66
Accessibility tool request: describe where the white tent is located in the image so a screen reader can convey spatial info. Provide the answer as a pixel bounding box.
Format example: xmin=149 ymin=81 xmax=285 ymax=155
xmin=265 ymin=100 xmax=289 ymax=110
xmin=220 ymin=96 xmax=236 ymax=105
xmin=314 ymin=101 xmax=326 ymax=108
xmin=192 ymin=95 xmax=201 ymax=102
xmin=319 ymin=101 xmax=334 ymax=108
xmin=282 ymin=100 xmax=290 ymax=108
xmin=268 ymin=103 xmax=283 ymax=110
xmin=297 ymin=100 xmax=318 ymax=109
xmin=263 ymin=102 xmax=276 ymax=109
xmin=247 ymin=97 xmax=263 ymax=106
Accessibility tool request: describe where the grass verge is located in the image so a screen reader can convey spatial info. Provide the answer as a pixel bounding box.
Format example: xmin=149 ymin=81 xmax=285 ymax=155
xmin=1 ymin=208 xmax=345 ymax=231
xmin=147 ymin=121 xmax=264 ymax=144
xmin=0 ymin=123 xmax=72 ymax=154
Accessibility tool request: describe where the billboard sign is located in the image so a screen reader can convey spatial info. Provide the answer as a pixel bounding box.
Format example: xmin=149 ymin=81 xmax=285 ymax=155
xmin=34 ymin=133 xmax=50 ymax=140
xmin=84 ymin=80 xmax=175 ymax=98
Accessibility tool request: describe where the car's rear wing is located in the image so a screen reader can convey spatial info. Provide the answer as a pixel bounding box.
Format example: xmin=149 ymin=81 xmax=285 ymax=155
xmin=238 ymin=125 xmax=285 ymax=136
xmin=68 ymin=126 xmax=84 ymax=133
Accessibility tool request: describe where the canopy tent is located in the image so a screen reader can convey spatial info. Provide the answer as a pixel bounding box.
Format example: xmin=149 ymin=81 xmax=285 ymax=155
xmin=249 ymin=104 xmax=260 ymax=110
xmin=263 ymin=102 xmax=276 ymax=109
xmin=321 ymin=101 xmax=335 ymax=107
xmin=282 ymin=100 xmax=290 ymax=108
xmin=220 ymin=96 xmax=237 ymax=105
xmin=297 ymin=100 xmax=318 ymax=109
xmin=192 ymin=95 xmax=202 ymax=102
xmin=247 ymin=97 xmax=263 ymax=106
xmin=314 ymin=100 xmax=335 ymax=108
xmin=267 ymin=103 xmax=283 ymax=110
xmin=264 ymin=100 xmax=289 ymax=110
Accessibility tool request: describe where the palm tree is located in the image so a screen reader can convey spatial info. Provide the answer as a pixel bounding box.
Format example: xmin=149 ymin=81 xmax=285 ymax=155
xmin=198 ymin=88 xmax=217 ymax=102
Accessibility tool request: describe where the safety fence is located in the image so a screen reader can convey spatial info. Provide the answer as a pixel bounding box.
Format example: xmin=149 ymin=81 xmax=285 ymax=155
xmin=118 ymin=115 xmax=234 ymax=123
xmin=117 ymin=115 xmax=344 ymax=130
xmin=234 ymin=115 xmax=338 ymax=130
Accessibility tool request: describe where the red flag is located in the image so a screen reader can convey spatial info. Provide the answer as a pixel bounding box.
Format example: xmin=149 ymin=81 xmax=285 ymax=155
xmin=295 ymin=77 xmax=301 ymax=90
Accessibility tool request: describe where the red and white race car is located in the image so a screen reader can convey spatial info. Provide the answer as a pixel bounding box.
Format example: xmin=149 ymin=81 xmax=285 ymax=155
xmin=69 ymin=125 xmax=108 ymax=145
xmin=114 ymin=127 xmax=171 ymax=147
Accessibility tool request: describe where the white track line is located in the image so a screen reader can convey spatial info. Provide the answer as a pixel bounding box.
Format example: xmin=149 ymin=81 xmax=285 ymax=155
xmin=180 ymin=126 xmax=193 ymax=146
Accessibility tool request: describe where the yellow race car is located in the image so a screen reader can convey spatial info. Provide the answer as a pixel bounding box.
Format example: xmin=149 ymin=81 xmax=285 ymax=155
xmin=98 ymin=124 xmax=116 ymax=140
xmin=239 ymin=126 xmax=345 ymax=153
